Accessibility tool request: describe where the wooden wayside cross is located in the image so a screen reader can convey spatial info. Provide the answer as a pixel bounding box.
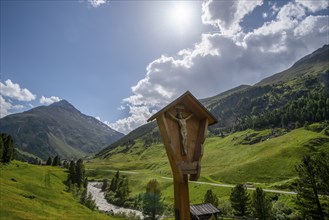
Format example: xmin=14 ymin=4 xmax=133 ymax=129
xmin=147 ymin=91 xmax=217 ymax=220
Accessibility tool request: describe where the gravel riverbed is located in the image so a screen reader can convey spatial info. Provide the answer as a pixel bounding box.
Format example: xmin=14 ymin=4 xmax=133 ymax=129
xmin=87 ymin=182 xmax=143 ymax=218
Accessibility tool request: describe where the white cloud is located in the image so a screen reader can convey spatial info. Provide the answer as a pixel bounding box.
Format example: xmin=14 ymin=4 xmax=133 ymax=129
xmin=262 ymin=12 xmax=268 ymax=18
xmin=0 ymin=95 xmax=27 ymax=118
xmin=87 ymin=0 xmax=107 ymax=8
xmin=93 ymin=116 xmax=118 ymax=131
xmin=0 ymin=79 xmax=36 ymax=101
xmin=0 ymin=96 xmax=12 ymax=118
xmin=40 ymin=96 xmax=61 ymax=105
xmin=110 ymin=105 xmax=155 ymax=134
xmin=111 ymin=0 xmax=329 ymax=134
xmin=201 ymin=0 xmax=263 ymax=35
xmin=270 ymin=1 xmax=281 ymax=15
xmin=296 ymin=0 xmax=328 ymax=12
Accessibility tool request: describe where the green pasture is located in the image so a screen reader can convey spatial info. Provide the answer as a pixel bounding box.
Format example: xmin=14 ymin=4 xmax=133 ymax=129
xmin=87 ymin=126 xmax=329 ymax=187
xmin=0 ymin=161 xmax=119 ymax=220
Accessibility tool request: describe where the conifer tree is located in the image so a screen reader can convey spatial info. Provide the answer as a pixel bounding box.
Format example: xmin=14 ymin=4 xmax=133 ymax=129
xmin=63 ymin=160 xmax=69 ymax=169
xmin=296 ymin=154 xmax=328 ymax=219
xmin=1 ymin=134 xmax=14 ymax=163
xmin=52 ymin=155 xmax=60 ymax=166
xmin=75 ymin=159 xmax=85 ymax=188
xmin=317 ymin=153 xmax=329 ymax=196
xmin=204 ymin=189 xmax=219 ymax=207
xmin=251 ymin=187 xmax=272 ymax=220
xmin=80 ymin=188 xmax=88 ymax=204
xmin=46 ymin=157 xmax=52 ymax=166
xmin=230 ymin=184 xmax=250 ymax=217
xmin=0 ymin=136 xmax=3 ymax=162
xmin=142 ymin=179 xmax=164 ymax=220
xmin=102 ymin=179 xmax=108 ymax=192
xmin=115 ymin=176 xmax=130 ymax=205
xmin=109 ymin=171 xmax=120 ymax=192
xmin=68 ymin=160 xmax=76 ymax=185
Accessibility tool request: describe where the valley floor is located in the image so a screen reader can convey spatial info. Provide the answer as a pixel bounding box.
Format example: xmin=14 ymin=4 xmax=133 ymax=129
xmin=86 ymin=125 xmax=329 ymax=216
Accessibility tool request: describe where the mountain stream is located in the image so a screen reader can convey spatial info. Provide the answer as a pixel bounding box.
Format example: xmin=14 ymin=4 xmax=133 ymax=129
xmin=87 ymin=182 xmax=143 ymax=218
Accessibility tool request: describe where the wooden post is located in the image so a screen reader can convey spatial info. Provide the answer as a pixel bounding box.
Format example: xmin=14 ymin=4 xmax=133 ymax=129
xmin=174 ymin=175 xmax=190 ymax=220
xmin=148 ymin=91 xmax=217 ymax=220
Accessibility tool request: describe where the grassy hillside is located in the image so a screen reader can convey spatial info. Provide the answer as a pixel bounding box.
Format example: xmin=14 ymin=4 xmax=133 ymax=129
xmin=0 ymin=161 xmax=118 ymax=220
xmin=98 ymin=45 xmax=329 ymax=158
xmin=87 ymin=125 xmax=329 ymax=186
xmin=96 ymin=121 xmax=158 ymax=158
xmin=84 ymin=125 xmax=328 ymax=216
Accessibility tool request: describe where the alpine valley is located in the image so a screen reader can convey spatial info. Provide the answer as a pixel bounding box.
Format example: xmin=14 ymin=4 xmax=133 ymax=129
xmin=1 ymin=45 xmax=329 ymax=219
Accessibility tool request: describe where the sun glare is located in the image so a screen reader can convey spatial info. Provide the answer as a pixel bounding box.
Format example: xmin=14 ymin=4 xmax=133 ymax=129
xmin=168 ymin=3 xmax=194 ymax=30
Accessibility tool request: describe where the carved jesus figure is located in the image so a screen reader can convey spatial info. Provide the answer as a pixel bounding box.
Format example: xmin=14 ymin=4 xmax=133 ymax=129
xmin=168 ymin=110 xmax=193 ymax=156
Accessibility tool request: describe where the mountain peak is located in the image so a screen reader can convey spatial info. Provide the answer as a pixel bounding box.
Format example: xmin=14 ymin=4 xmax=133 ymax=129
xmin=50 ymin=99 xmax=75 ymax=109
xmin=0 ymin=98 xmax=124 ymax=159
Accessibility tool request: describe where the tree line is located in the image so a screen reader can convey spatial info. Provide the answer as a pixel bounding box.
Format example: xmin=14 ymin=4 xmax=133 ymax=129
xmin=204 ymin=152 xmax=329 ymax=219
xmin=103 ymin=171 xmax=131 ymax=207
xmin=65 ymin=159 xmax=96 ymax=211
xmin=102 ymin=174 xmax=164 ymax=219
xmin=100 ymin=151 xmax=329 ymax=220
xmin=46 ymin=155 xmax=63 ymax=166
xmin=208 ymin=72 xmax=329 ymax=135
xmin=0 ymin=133 xmax=14 ymax=163
xmin=0 ymin=132 xmax=67 ymax=166
xmin=204 ymin=186 xmax=272 ymax=219
xmin=233 ymin=90 xmax=329 ymax=132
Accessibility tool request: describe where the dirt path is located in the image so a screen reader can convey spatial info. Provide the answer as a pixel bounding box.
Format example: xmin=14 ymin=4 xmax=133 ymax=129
xmin=161 ymin=177 xmax=297 ymax=195
xmin=87 ymin=168 xmax=297 ymax=195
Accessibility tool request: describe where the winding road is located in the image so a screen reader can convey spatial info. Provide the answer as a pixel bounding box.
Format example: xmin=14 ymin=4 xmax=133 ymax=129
xmin=87 ymin=168 xmax=297 ymax=195
xmin=161 ymin=177 xmax=297 ymax=195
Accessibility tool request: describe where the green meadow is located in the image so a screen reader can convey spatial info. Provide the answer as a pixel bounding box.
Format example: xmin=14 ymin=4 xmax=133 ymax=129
xmin=0 ymin=161 xmax=119 ymax=220
xmin=1 ymin=125 xmax=327 ymax=219
xmin=86 ymin=125 xmax=329 ymax=207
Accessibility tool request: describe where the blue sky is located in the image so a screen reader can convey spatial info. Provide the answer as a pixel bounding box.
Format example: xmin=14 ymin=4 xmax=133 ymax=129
xmin=1 ymin=0 xmax=328 ymax=134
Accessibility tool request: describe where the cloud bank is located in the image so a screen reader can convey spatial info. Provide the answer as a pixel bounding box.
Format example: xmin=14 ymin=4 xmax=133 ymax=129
xmin=0 ymin=79 xmax=36 ymax=101
xmin=110 ymin=0 xmax=329 ymax=134
xmin=0 ymin=79 xmax=62 ymax=118
xmin=0 ymin=79 xmax=37 ymax=118
xmin=40 ymin=96 xmax=62 ymax=105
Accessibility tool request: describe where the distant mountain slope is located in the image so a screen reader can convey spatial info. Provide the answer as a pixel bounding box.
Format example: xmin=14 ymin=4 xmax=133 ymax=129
xmin=207 ymin=45 xmax=329 ymax=133
xmin=96 ymin=121 xmax=157 ymax=158
xmin=0 ymin=100 xmax=124 ymax=159
xmin=96 ymin=44 xmax=329 ymax=159
xmin=256 ymin=44 xmax=329 ymax=86
xmin=200 ymin=85 xmax=251 ymax=107
xmin=92 ymin=125 xmax=329 ymax=185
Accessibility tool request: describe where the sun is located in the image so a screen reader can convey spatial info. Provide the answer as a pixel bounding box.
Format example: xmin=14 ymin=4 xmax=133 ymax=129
xmin=168 ymin=2 xmax=194 ymax=30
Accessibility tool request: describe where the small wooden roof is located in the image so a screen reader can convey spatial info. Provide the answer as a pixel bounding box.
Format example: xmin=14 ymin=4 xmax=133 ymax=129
xmin=190 ymin=203 xmax=220 ymax=216
xmin=147 ymin=91 xmax=218 ymax=125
